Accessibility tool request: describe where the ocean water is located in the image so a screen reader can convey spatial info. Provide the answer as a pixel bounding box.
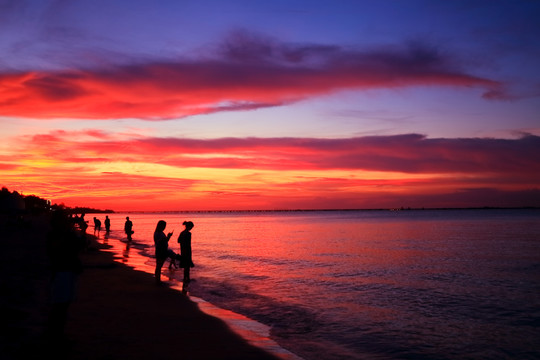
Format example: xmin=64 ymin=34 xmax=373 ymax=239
xmin=92 ymin=209 xmax=540 ymax=360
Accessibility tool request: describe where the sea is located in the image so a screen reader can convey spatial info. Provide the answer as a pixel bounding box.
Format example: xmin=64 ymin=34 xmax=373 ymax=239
xmin=91 ymin=209 xmax=540 ymax=360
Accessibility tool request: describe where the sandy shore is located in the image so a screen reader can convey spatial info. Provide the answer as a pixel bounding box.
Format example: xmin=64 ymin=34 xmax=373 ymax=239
xmin=0 ymin=214 xmax=280 ymax=359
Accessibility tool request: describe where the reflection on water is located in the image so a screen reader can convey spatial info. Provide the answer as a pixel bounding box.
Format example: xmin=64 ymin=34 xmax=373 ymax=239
xmin=121 ymin=242 xmax=131 ymax=263
xmin=92 ymin=209 xmax=540 ymax=360
xmin=93 ymin=225 xmax=300 ymax=360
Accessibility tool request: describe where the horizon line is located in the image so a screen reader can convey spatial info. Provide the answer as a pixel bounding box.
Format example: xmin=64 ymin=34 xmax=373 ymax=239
xmin=110 ymin=206 xmax=540 ymax=214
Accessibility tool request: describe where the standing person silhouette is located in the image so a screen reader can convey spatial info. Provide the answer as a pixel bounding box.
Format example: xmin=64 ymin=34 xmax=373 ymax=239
xmin=104 ymin=215 xmax=111 ymax=234
xmin=178 ymin=221 xmax=195 ymax=283
xmin=79 ymin=213 xmax=88 ymax=232
xmin=124 ymin=216 xmax=133 ymax=241
xmin=79 ymin=213 xmax=89 ymax=249
xmin=154 ymin=220 xmax=173 ymax=284
xmin=93 ymin=217 xmax=101 ymax=238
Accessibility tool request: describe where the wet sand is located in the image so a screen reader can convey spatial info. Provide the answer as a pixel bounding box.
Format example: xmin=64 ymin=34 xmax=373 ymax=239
xmin=0 ymin=214 xmax=279 ymax=359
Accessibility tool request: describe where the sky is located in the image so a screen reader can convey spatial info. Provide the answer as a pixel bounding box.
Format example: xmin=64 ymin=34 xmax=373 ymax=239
xmin=1 ymin=0 xmax=539 ymax=211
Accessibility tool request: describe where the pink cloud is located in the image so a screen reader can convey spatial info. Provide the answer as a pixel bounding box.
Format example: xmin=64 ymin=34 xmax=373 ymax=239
xmin=6 ymin=130 xmax=537 ymax=209
xmin=0 ymin=163 xmax=19 ymax=171
xmin=0 ymin=38 xmax=500 ymax=120
xmin=20 ymin=131 xmax=540 ymax=178
xmin=5 ymin=129 xmax=540 ymax=210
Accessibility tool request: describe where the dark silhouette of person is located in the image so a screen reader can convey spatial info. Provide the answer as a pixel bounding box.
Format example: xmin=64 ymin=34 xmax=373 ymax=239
xmin=124 ymin=216 xmax=133 ymax=241
xmin=46 ymin=210 xmax=85 ymax=342
xmin=104 ymin=215 xmax=110 ymax=234
xmin=93 ymin=217 xmax=101 ymax=237
xmin=178 ymin=221 xmax=195 ymax=283
xmin=78 ymin=213 xmax=88 ymax=233
xmin=78 ymin=213 xmax=89 ymax=249
xmin=154 ymin=220 xmax=173 ymax=284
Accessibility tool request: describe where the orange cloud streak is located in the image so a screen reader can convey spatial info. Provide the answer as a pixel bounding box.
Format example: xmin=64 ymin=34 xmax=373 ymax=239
xmin=2 ymin=131 xmax=539 ymax=210
xmin=22 ymin=131 xmax=540 ymax=175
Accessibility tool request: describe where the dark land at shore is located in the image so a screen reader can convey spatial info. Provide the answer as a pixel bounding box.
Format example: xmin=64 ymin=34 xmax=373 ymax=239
xmin=0 ymin=213 xmax=280 ymax=359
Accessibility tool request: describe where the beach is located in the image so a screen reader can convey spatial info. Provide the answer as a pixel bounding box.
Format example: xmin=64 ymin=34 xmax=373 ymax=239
xmin=0 ymin=213 xmax=280 ymax=360
xmin=3 ymin=209 xmax=540 ymax=360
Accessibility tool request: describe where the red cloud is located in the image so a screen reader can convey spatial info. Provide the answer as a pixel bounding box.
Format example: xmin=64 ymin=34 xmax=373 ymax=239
xmin=5 ymin=131 xmax=540 ymax=210
xmin=22 ymin=132 xmax=540 ymax=178
xmin=0 ymin=39 xmax=500 ymax=120
xmin=0 ymin=163 xmax=19 ymax=171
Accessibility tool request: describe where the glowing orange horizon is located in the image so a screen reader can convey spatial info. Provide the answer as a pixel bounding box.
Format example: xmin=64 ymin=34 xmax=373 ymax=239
xmin=2 ymin=130 xmax=539 ymax=211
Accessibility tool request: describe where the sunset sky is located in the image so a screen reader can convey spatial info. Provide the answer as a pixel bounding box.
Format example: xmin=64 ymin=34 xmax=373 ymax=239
xmin=1 ymin=0 xmax=539 ymax=211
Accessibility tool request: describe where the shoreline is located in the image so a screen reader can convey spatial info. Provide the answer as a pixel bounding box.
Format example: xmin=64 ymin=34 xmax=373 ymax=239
xmin=93 ymin=233 xmax=302 ymax=360
xmin=0 ymin=213 xmax=284 ymax=359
